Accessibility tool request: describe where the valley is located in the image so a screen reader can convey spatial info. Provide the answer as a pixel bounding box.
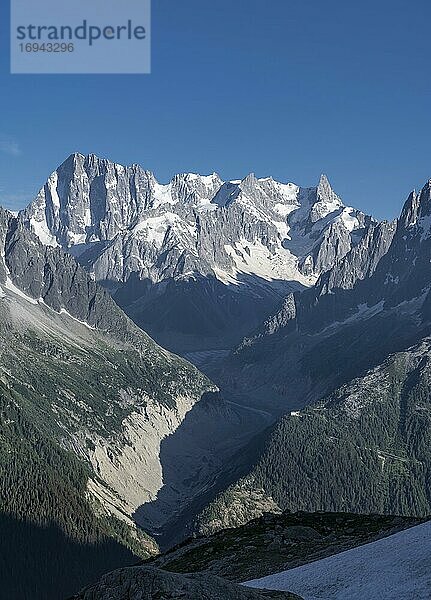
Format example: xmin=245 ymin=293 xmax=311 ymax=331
xmin=2 ymin=156 xmax=431 ymax=598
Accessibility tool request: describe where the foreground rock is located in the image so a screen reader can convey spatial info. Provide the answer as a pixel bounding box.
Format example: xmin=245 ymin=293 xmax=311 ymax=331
xmin=146 ymin=512 xmax=424 ymax=583
xmin=70 ymin=566 xmax=301 ymax=600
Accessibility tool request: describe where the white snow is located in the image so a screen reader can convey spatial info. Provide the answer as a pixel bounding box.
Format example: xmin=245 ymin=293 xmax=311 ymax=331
xmin=152 ymin=182 xmax=176 ymax=208
xmin=196 ymin=198 xmax=218 ymax=212
xmin=47 ymin=171 xmax=61 ymax=210
xmin=4 ymin=277 xmax=38 ymax=305
xmin=277 ymin=182 xmax=300 ymax=202
xmin=212 ymin=266 xmax=240 ymax=286
xmin=133 ymin=213 xmax=196 ymax=247
xmin=25 ymin=163 xmax=365 ymax=292
xmin=338 ymin=207 xmax=360 ymax=232
xmin=66 ymin=230 xmax=87 ymax=246
xmin=199 ymin=173 xmax=219 ymax=187
xmin=58 ymin=308 xmax=95 ymax=330
xmin=30 ymin=218 xmax=58 ymax=247
xmin=260 ymin=180 xmax=300 ymax=215
xmin=273 ymin=221 xmax=290 ymax=239
xmin=311 ymin=196 xmax=342 ymax=221
xmin=245 ymin=520 xmax=431 ymax=600
xmin=84 ymin=208 xmax=91 ymax=227
xmin=223 ymin=238 xmax=314 ymax=286
xmin=274 ymin=203 xmax=298 ymax=218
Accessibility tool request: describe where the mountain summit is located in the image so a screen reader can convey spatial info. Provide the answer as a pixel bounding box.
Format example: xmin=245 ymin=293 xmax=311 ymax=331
xmin=22 ymin=153 xmax=372 ymax=353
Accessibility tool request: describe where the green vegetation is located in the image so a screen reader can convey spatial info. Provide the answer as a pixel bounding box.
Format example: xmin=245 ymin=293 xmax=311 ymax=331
xmin=0 ymin=307 xmax=203 ymax=596
xmin=198 ymin=343 xmax=431 ymax=532
xmin=0 ymin=377 xmax=145 ymax=599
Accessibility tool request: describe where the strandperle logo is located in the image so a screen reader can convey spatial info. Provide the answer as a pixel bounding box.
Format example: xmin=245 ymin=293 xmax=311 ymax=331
xmin=11 ymin=0 xmax=151 ymax=74
xmin=16 ymin=20 xmax=147 ymax=46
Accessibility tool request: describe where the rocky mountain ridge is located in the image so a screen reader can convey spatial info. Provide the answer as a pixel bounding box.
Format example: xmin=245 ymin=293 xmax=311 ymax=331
xmin=189 ymin=179 xmax=431 ymax=530
xmin=8 ymin=158 xmax=431 ymax=596
xmin=71 ymin=566 xmax=300 ymax=600
xmin=146 ymin=512 xmax=422 ymax=583
xmin=0 ymin=207 xmax=269 ymax=598
xmin=216 ymin=179 xmax=431 ymax=413
xmin=21 ymin=153 xmax=373 ymax=352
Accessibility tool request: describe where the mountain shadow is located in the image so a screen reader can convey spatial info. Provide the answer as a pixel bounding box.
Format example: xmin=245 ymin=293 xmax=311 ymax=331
xmin=0 ymin=513 xmax=137 ymax=600
xmin=105 ymin=272 xmax=307 ymax=355
xmin=133 ymin=390 xmax=275 ymax=550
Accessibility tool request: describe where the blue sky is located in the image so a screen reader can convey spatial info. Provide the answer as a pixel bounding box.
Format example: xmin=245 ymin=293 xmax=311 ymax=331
xmin=0 ymin=0 xmax=430 ymax=219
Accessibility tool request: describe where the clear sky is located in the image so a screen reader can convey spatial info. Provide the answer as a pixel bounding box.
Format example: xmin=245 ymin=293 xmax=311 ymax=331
xmin=0 ymin=0 xmax=430 ymax=219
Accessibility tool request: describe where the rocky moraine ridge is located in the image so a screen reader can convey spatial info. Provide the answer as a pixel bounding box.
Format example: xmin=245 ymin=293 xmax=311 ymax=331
xmin=0 ymin=206 xmax=269 ymax=598
xmin=7 ymin=155 xmax=431 ymax=599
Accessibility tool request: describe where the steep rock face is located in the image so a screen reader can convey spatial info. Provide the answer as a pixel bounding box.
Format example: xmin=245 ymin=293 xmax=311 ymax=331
xmin=316 ymin=219 xmax=397 ymax=294
xmin=22 ymin=154 xmax=373 ymax=352
xmin=242 ymin=293 xmax=297 ymax=343
xmin=3 ymin=216 xmax=131 ymax=333
xmin=300 ymin=179 xmax=431 ymax=326
xmin=219 ymin=180 xmax=431 ymax=411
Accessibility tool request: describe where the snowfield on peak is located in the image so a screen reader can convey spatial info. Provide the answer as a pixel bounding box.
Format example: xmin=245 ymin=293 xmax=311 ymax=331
xmin=22 ymin=154 xmax=371 ymax=288
xmin=20 ymin=153 xmax=374 ymax=352
xmin=245 ymin=520 xmax=431 ymax=599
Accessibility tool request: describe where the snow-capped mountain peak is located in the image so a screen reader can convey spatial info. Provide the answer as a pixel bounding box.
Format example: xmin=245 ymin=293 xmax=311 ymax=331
xmin=22 ymin=154 xmax=369 ymax=288
xmin=309 ymin=173 xmax=344 ymax=222
xmin=20 ymin=153 xmax=374 ymax=350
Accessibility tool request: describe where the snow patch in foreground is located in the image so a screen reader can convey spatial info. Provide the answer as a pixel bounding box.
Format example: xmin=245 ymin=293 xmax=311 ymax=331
xmin=244 ymin=520 xmax=431 ymax=600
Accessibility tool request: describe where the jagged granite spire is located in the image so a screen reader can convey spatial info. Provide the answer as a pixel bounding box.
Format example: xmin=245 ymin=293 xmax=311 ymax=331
xmin=309 ymin=174 xmax=344 ymax=223
xmin=20 ymin=153 xmax=373 ymax=352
